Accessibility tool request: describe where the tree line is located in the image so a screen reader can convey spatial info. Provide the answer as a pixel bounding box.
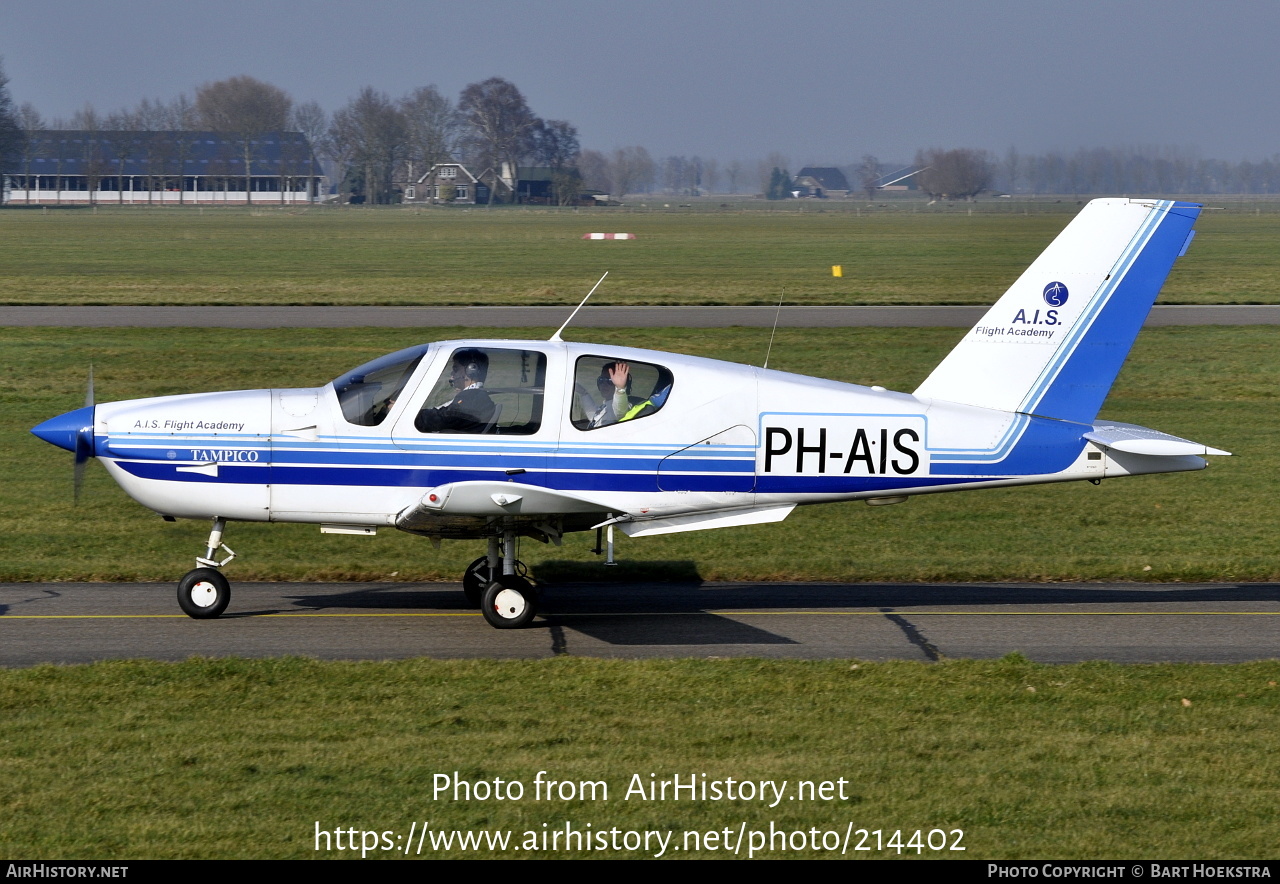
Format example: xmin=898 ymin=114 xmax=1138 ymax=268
xmin=0 ymin=66 xmax=583 ymax=205
xmin=4 ymin=59 xmax=1280 ymax=202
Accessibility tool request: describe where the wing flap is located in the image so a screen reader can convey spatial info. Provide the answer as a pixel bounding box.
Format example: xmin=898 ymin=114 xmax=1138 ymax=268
xmin=619 ymin=504 xmax=796 ymax=538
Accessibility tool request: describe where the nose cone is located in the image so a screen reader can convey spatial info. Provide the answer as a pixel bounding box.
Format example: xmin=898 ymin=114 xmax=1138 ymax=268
xmin=32 ymin=405 xmax=96 ymax=454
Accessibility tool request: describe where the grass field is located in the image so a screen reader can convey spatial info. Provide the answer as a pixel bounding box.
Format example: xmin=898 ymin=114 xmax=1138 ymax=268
xmin=2 ymin=200 xmax=1279 ymax=306
xmin=3 ymin=206 xmax=1277 ymax=861
xmin=2 ymin=656 xmax=1278 ymax=859
xmin=3 ymin=325 xmax=1274 ymax=583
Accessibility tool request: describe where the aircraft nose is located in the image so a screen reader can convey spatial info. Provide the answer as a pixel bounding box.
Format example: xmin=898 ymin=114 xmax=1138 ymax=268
xmin=32 ymin=405 xmax=96 ymax=454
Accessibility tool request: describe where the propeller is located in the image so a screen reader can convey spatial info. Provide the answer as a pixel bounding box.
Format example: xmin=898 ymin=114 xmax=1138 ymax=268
xmin=73 ymin=366 xmax=94 ymax=502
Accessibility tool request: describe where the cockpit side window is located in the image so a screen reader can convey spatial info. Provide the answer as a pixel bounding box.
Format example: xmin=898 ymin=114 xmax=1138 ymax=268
xmin=414 ymin=348 xmax=546 ymax=435
xmin=572 ymin=356 xmax=674 ymax=430
xmin=332 ymin=344 xmax=430 ymax=427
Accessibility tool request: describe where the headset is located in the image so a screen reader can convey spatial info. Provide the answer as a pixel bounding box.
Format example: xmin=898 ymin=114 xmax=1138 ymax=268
xmin=453 ymin=349 xmax=488 ymax=382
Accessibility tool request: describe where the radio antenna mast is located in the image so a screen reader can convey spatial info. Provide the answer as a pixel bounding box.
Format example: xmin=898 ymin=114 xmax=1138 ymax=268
xmin=763 ymin=288 xmax=784 ymax=370
xmin=550 ymin=271 xmax=609 ymax=342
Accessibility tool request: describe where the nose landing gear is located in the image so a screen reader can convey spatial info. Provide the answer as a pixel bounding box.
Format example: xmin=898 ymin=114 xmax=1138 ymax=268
xmin=176 ymin=517 xmax=236 ymax=619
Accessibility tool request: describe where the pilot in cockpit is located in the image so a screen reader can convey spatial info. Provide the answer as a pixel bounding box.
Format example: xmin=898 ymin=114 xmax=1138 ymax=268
xmin=415 ymin=349 xmax=497 ymax=433
xmin=585 ymin=360 xmax=637 ymax=428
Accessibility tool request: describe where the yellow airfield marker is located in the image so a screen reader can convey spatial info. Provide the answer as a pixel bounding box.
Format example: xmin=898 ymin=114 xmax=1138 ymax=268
xmin=832 ymin=265 xmax=843 ymax=277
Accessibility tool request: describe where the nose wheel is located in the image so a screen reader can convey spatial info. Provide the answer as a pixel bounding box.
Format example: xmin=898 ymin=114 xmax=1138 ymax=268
xmin=177 ymin=568 xmax=230 ymax=619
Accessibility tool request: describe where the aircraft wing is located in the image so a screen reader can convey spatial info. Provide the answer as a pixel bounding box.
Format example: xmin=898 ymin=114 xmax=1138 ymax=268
xmin=1084 ymin=422 xmax=1230 ymax=457
xmin=396 ymin=480 xmax=797 ymax=539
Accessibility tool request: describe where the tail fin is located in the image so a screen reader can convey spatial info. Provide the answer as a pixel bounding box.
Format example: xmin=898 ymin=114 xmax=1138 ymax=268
xmin=914 ymin=198 xmax=1200 ymax=423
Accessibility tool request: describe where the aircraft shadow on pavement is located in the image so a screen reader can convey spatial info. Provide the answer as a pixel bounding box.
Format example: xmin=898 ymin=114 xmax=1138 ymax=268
xmin=275 ymin=580 xmax=1280 ymax=616
xmin=266 ymin=580 xmax=1280 ymax=647
xmin=537 ymin=581 xmax=1280 ymax=611
xmin=545 ymin=612 xmax=798 ymax=647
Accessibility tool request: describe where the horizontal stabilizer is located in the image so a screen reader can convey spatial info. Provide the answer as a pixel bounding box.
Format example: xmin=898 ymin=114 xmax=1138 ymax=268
xmin=1085 ymin=422 xmax=1230 ymax=457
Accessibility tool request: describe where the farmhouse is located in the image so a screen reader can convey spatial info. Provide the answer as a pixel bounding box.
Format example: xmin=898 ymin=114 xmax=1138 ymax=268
xmin=2 ymin=131 xmax=325 ymax=205
xmin=792 ymin=167 xmax=851 ymax=199
xmin=404 ymin=162 xmax=589 ymax=206
xmin=405 ymin=162 xmax=504 ymax=205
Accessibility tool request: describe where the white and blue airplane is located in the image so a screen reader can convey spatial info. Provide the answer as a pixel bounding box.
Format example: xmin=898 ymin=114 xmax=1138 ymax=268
xmin=33 ymin=198 xmax=1228 ymax=628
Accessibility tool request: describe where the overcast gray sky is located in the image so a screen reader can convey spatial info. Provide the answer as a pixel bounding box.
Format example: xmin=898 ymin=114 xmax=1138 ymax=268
xmin=4 ymin=0 xmax=1277 ymax=165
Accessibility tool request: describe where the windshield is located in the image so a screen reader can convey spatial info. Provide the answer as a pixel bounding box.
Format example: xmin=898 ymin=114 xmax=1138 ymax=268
xmin=332 ymin=344 xmax=431 ymax=426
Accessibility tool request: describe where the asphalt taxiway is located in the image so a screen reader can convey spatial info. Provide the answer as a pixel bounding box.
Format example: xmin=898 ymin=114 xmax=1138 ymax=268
xmin=2 ymin=580 xmax=1276 ymax=667
xmin=6 ymin=305 xmax=1274 ymax=667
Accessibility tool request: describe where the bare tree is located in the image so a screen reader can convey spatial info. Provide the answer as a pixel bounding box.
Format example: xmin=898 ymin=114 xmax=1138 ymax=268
xmin=164 ymin=93 xmax=199 ymax=131
xmin=69 ymin=103 xmax=101 ymax=131
xmin=527 ymin=119 xmax=581 ymax=206
xmin=758 ymin=151 xmax=789 ymax=194
xmin=196 ymin=76 xmax=292 ymax=204
xmin=857 ymin=154 xmax=880 ymax=200
xmin=609 ymin=145 xmax=654 ymax=198
xmin=1003 ymin=146 xmax=1020 ymax=195
xmin=99 ymin=112 xmax=136 ymax=203
xmin=458 ymin=77 xmax=537 ymax=194
xmin=132 ymin=97 xmax=170 ymax=131
xmin=13 ymin=102 xmax=44 ymax=204
xmin=701 ymin=157 xmax=719 ymax=194
xmin=529 ymin=119 xmax=579 ymax=170
xmin=915 ymin=148 xmax=995 ymax=200
xmin=156 ymin=95 xmax=200 ymax=204
xmin=68 ymin=106 xmax=108 ymax=204
xmin=17 ymin=102 xmax=43 ymax=130
xmin=196 ymin=75 xmax=291 ymax=135
xmin=577 ymin=149 xmax=610 ymax=194
xmin=329 ymin=87 xmax=407 ymax=204
xmin=662 ymin=155 xmax=688 ymax=194
xmin=0 ymin=59 xmax=26 ymax=183
xmin=291 ymin=101 xmax=330 ymax=204
xmin=725 ymin=159 xmax=743 ymax=194
xmin=400 ymin=85 xmax=459 ymax=183
xmin=111 ymin=99 xmax=175 ymax=204
xmin=291 ymin=101 xmax=328 ymax=153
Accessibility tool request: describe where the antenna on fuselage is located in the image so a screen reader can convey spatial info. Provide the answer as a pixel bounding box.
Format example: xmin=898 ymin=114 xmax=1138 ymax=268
xmin=763 ymin=288 xmax=784 ymax=370
xmin=550 ymin=271 xmax=609 ymax=342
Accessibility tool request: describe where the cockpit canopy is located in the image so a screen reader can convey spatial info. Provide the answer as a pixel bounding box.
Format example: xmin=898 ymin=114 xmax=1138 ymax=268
xmin=331 ymin=343 xmax=675 ymax=435
xmin=332 ymin=343 xmax=430 ymax=427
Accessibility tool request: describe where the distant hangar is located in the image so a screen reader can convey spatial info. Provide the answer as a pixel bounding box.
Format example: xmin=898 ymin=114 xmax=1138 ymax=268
xmin=2 ymin=130 xmax=325 ymax=205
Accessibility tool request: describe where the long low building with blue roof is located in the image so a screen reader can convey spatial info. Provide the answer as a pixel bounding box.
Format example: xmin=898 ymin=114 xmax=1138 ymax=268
xmin=2 ymin=130 xmax=326 ymax=205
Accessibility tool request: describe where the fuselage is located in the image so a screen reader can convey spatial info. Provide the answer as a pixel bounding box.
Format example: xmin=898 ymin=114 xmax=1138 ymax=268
xmin=41 ymin=338 xmax=1205 ymax=539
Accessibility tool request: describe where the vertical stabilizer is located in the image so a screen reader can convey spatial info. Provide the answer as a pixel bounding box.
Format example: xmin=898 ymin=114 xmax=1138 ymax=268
xmin=914 ymin=199 xmax=1200 ymax=423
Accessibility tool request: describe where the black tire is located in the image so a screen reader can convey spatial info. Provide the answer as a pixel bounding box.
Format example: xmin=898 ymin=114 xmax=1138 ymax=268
xmin=462 ymin=556 xmax=492 ymax=607
xmin=480 ymin=575 xmax=538 ymax=629
xmin=177 ymin=568 xmax=231 ymax=619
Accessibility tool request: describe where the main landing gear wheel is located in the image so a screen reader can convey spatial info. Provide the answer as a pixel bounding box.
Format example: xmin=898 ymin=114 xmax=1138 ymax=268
xmin=177 ymin=568 xmax=231 ymax=619
xmin=481 ymin=575 xmax=538 ymax=629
